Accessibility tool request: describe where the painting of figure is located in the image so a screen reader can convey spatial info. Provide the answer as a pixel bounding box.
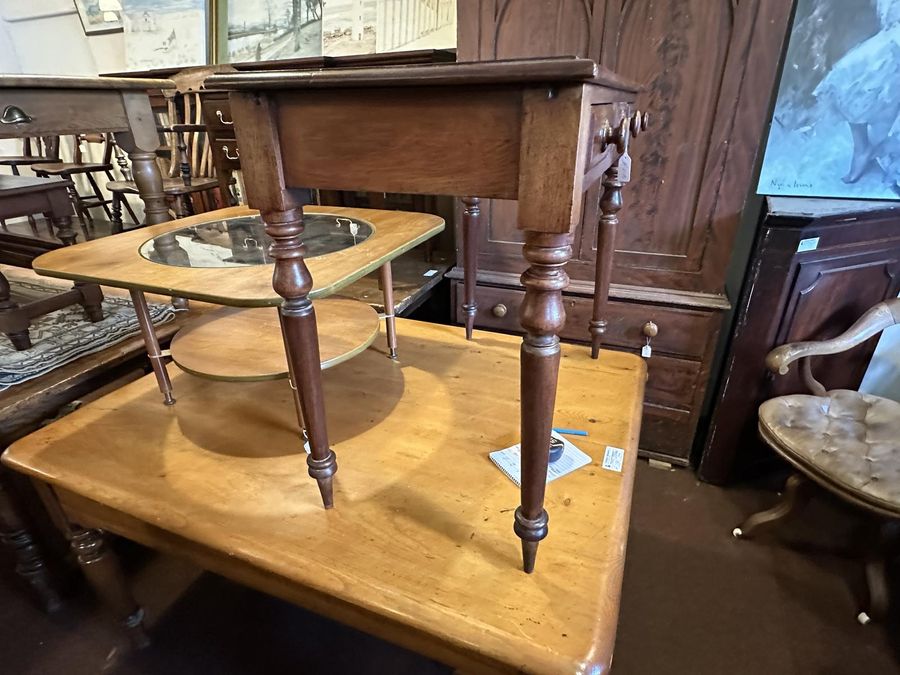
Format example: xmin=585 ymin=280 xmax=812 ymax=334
xmin=758 ymin=0 xmax=900 ymax=199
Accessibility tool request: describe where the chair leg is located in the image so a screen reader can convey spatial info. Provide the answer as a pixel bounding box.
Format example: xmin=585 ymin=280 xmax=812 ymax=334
xmin=110 ymin=193 xmax=124 ymax=234
xmin=0 ymin=475 xmax=62 ymax=613
xmin=0 ymin=271 xmax=32 ymax=351
xmin=733 ymin=473 xmax=811 ymax=539
xmin=120 ymin=194 xmax=139 ymax=226
xmin=857 ymin=520 xmax=897 ymax=624
xmin=75 ymin=282 xmax=104 ymax=322
xmin=85 ymin=173 xmax=112 ymax=219
xmin=69 ymin=528 xmax=149 ymax=648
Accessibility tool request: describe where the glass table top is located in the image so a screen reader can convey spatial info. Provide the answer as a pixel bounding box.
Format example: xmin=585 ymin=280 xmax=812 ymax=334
xmin=138 ymin=213 xmax=374 ymax=268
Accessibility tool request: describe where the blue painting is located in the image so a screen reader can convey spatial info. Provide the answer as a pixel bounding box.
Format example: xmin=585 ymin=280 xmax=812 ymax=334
xmin=758 ymin=0 xmax=900 ymax=199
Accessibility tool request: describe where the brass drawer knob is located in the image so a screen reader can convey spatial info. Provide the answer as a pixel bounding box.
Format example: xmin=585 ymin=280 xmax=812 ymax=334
xmin=491 ymin=303 xmax=508 ymax=318
xmin=642 ymin=321 xmax=658 ymax=338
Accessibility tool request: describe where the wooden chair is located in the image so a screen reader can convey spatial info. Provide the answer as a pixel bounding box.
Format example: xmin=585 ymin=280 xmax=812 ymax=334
xmin=0 ymin=136 xmax=59 ymax=232
xmin=33 ymin=134 xmax=138 ymax=228
xmin=732 ymin=297 xmax=900 ymax=624
xmin=106 ymin=83 xmax=218 ymax=231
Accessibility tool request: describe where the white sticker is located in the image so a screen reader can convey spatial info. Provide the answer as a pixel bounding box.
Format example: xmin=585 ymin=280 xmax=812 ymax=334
xmin=797 ymin=236 xmax=820 ymax=253
xmin=618 ymin=152 xmax=632 ymax=183
xmin=423 ymin=269 xmax=439 ymax=277
xmin=602 ymin=446 xmax=625 ymax=472
xmin=641 ymin=343 xmax=652 ymax=358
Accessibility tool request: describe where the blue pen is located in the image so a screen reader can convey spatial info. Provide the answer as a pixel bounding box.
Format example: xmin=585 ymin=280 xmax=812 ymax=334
xmin=553 ymin=427 xmax=588 ymax=437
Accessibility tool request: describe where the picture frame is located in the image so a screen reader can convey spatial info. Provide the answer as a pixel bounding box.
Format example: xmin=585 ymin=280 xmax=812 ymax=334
xmin=73 ymin=0 xmax=124 ymax=35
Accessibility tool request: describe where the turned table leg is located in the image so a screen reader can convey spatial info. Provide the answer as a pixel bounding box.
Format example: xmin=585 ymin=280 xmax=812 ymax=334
xmin=129 ymin=289 xmax=175 ymax=405
xmin=0 ymin=270 xmax=31 ymax=351
xmin=589 ymin=164 xmax=622 ymax=359
xmin=380 ymin=262 xmax=398 ymax=359
xmin=124 ymin=150 xmax=170 ymax=226
xmin=49 ymin=213 xmax=77 ymax=247
xmin=515 ymin=231 xmax=571 ymax=573
xmin=0 ymin=475 xmax=61 ymax=613
xmin=70 ymin=528 xmax=149 ymax=648
xmin=265 ymin=207 xmax=337 ymax=509
xmin=461 ymin=197 xmax=481 ymax=340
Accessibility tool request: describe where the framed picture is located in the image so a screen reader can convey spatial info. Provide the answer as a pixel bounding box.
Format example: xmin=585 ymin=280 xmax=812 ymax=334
xmin=758 ymin=0 xmax=900 ymax=199
xmin=74 ymin=0 xmax=124 ymax=35
xmin=224 ymin=0 xmax=323 ymax=63
xmin=375 ymin=0 xmax=456 ymax=53
xmin=322 ymin=0 xmax=376 ymax=57
xmin=122 ymin=0 xmax=208 ymax=71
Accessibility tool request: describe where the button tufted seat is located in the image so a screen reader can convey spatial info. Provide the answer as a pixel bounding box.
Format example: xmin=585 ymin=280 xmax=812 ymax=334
xmin=759 ymin=390 xmax=900 ymax=516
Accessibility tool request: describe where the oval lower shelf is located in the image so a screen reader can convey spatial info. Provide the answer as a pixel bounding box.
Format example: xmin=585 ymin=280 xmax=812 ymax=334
xmin=171 ymin=298 xmax=380 ymax=381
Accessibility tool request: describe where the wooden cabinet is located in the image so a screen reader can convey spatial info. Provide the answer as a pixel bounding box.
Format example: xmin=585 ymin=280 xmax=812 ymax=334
xmin=698 ymin=198 xmax=900 ymax=483
xmin=453 ymin=0 xmax=793 ymax=462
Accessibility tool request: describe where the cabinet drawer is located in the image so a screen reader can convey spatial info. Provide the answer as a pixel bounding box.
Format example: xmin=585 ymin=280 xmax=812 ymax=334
xmin=455 ymin=282 xmax=716 ymax=359
xmin=201 ymin=95 xmax=235 ymax=131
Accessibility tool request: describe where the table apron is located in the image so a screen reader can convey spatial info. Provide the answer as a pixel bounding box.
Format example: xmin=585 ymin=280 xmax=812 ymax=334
xmin=0 ymin=89 xmax=130 ymax=138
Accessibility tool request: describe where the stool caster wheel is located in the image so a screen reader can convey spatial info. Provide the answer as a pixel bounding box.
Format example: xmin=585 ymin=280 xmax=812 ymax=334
xmin=732 ymin=527 xmax=743 ymax=538
xmin=857 ymin=611 xmax=871 ymax=625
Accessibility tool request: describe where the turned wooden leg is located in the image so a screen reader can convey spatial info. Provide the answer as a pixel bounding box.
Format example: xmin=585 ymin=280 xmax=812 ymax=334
xmin=0 ymin=271 xmax=31 ymax=351
xmin=49 ymin=213 xmax=77 ymax=247
xmin=265 ymin=207 xmax=337 ymax=509
xmin=380 ymin=262 xmax=398 ymax=359
xmin=126 ymin=150 xmax=170 ymax=226
xmin=278 ymin=312 xmax=307 ymax=438
xmin=76 ymin=282 xmax=104 ymax=322
xmin=129 ymin=290 xmax=175 ymax=406
xmin=733 ymin=473 xmax=811 ymax=539
xmin=0 ymin=475 xmax=62 ymax=613
xmin=589 ymin=165 xmax=622 ymax=359
xmin=70 ymin=528 xmax=148 ymax=648
xmin=515 ymin=231 xmax=571 ymax=573
xmin=461 ymin=196 xmax=481 ymax=340
xmin=111 ymin=192 xmax=124 ymax=234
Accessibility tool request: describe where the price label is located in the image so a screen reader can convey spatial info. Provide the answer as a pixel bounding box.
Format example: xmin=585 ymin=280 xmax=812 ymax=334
xmin=641 ymin=343 xmax=652 ymax=359
xmin=618 ymin=152 xmax=632 ymax=183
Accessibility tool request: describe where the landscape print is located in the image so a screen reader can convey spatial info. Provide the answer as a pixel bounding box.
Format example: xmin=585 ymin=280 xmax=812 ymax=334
xmin=226 ymin=0 xmax=323 ymax=62
xmin=322 ymin=0 xmax=377 ymax=56
xmin=759 ymin=0 xmax=900 ymax=199
xmin=122 ymin=0 xmax=207 ymax=70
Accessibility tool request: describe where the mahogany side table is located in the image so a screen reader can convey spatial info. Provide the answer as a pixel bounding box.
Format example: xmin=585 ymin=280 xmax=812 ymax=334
xmin=206 ymin=57 xmax=641 ymax=572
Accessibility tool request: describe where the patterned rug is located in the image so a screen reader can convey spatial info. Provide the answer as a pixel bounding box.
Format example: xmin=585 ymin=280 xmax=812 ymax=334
xmin=0 ymin=279 xmax=175 ymax=389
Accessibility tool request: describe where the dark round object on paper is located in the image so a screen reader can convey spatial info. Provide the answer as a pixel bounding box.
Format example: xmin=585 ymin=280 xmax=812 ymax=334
xmin=549 ymin=437 xmax=565 ymax=463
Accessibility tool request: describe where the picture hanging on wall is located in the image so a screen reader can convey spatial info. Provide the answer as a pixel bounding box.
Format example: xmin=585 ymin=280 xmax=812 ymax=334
xmin=322 ymin=0 xmax=376 ymax=57
xmin=224 ymin=0 xmax=323 ymax=63
xmin=758 ymin=0 xmax=900 ymax=199
xmin=375 ymin=0 xmax=456 ymax=53
xmin=122 ymin=0 xmax=207 ymax=71
xmin=73 ymin=0 xmax=124 ymax=35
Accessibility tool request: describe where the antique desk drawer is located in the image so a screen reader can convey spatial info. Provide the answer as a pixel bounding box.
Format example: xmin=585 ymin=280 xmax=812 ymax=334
xmin=455 ymin=282 xmax=715 ymax=360
xmin=201 ymin=94 xmax=235 ymax=131
xmin=1 ymin=89 xmax=128 ymax=138
xmin=452 ymin=281 xmax=714 ymax=462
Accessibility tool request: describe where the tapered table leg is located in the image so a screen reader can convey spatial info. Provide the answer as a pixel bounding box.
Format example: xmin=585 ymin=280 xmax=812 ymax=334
xmin=461 ymin=197 xmax=481 ymax=340
xmin=278 ymin=312 xmax=307 ymax=438
xmin=515 ymin=231 xmax=571 ymax=573
xmin=589 ymin=164 xmax=622 ymax=359
xmin=380 ymin=262 xmax=398 ymax=359
xmin=70 ymin=528 xmax=149 ymax=648
xmin=265 ymin=207 xmax=337 ymax=509
xmin=129 ymin=289 xmax=175 ymax=405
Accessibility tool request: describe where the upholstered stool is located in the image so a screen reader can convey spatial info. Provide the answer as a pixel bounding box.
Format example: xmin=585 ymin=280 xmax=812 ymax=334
xmin=733 ymin=298 xmax=900 ymax=624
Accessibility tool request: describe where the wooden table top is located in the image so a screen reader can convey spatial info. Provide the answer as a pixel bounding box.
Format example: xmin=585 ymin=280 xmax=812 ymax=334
xmin=31 ymin=206 xmax=444 ymax=306
xmin=3 ymin=320 xmax=645 ymax=674
xmin=207 ymin=56 xmax=639 ymax=92
xmin=0 ymin=74 xmax=174 ymax=90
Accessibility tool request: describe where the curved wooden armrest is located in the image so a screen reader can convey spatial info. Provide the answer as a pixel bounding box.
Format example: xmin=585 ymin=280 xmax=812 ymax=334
xmin=766 ymin=298 xmax=900 ymax=375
